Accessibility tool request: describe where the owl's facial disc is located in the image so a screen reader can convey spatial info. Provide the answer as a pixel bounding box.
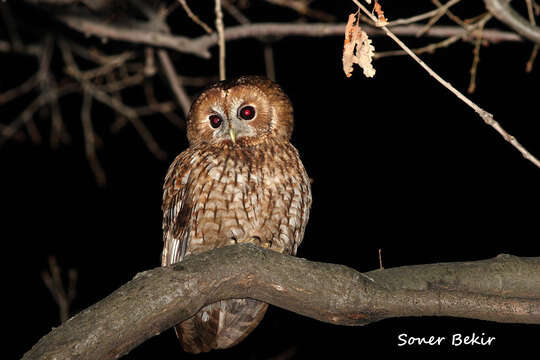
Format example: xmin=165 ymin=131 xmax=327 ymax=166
xmin=187 ymin=77 xmax=293 ymax=147
xmin=207 ymin=99 xmax=260 ymax=145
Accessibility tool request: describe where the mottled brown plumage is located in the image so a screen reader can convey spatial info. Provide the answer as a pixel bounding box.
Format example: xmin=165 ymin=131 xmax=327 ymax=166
xmin=162 ymin=76 xmax=311 ymax=353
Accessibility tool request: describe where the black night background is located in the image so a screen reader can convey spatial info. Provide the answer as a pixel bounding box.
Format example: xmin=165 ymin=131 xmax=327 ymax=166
xmin=2 ymin=1 xmax=540 ymax=358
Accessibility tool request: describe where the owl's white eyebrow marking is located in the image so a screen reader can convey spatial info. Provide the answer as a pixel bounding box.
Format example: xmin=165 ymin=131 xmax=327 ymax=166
xmin=211 ymin=104 xmax=225 ymax=116
xmin=229 ymin=97 xmax=245 ymax=117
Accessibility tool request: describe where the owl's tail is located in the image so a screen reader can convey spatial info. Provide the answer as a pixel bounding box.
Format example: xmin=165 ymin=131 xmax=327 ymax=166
xmin=175 ymin=298 xmax=268 ymax=353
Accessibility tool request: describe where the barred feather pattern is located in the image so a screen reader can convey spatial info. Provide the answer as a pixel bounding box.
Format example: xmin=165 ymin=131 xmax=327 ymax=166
xmin=162 ymin=140 xmax=311 ymax=353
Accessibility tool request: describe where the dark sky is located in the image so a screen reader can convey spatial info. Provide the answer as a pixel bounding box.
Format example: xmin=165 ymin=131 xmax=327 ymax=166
xmin=3 ymin=1 xmax=540 ymax=358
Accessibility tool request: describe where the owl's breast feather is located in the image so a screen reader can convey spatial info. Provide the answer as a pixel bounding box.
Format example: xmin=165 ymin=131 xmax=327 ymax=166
xmin=179 ymin=140 xmax=311 ymax=255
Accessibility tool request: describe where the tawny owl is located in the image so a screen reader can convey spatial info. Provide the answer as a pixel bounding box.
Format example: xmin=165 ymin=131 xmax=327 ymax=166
xmin=161 ymin=76 xmax=312 ymax=353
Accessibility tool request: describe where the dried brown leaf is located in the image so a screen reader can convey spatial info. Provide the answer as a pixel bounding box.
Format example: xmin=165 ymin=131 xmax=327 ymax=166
xmin=374 ymin=0 xmax=388 ymax=26
xmin=342 ymin=13 xmax=376 ymax=78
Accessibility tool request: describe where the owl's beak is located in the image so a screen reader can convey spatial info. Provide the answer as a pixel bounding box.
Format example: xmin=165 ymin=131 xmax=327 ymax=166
xmin=229 ymin=128 xmax=237 ymax=144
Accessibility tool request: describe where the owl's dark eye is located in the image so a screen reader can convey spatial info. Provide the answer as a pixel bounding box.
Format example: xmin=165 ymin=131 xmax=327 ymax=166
xmin=239 ymin=106 xmax=256 ymax=120
xmin=209 ymin=114 xmax=222 ymax=128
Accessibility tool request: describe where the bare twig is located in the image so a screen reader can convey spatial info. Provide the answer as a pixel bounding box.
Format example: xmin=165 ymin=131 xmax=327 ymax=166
xmin=50 ymin=92 xmax=70 ymax=147
xmin=524 ymin=0 xmax=539 ymax=72
xmin=221 ymin=0 xmax=277 ymax=80
xmin=81 ymin=90 xmax=106 ymax=185
xmin=417 ymin=0 xmax=464 ymax=37
xmin=431 ymin=0 xmax=470 ymax=28
xmin=264 ymin=0 xmax=336 ymax=22
xmin=215 ymin=0 xmax=226 ymax=80
xmin=264 ymin=44 xmax=276 ymax=81
xmin=0 ymin=2 xmax=23 ymax=51
xmin=143 ymin=47 xmax=156 ymax=76
xmin=375 ymin=33 xmax=462 ymax=58
xmin=375 ymin=14 xmax=492 ymax=58
xmin=157 ymin=49 xmax=191 ymax=116
xmin=388 ymin=6 xmax=449 ymax=26
xmin=177 ymin=0 xmax=213 ymax=34
xmin=41 ymin=256 xmax=77 ymax=324
xmin=0 ymin=75 xmax=38 ymax=104
xmin=0 ymin=84 xmax=79 ymax=145
xmin=222 ymin=0 xmax=250 ymax=24
xmin=468 ymin=17 xmax=491 ymax=93
xmin=526 ymin=43 xmax=539 ymax=71
xmin=468 ymin=28 xmax=483 ymax=93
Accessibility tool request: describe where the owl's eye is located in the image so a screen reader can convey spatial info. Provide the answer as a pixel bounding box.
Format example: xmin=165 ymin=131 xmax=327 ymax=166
xmin=209 ymin=114 xmax=222 ymax=128
xmin=239 ymin=106 xmax=256 ymax=120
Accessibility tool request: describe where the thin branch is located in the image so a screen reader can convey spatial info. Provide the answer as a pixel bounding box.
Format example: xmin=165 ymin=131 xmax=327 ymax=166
xmin=0 ymin=39 xmax=41 ymax=55
xmin=41 ymin=256 xmax=77 ymax=324
xmin=484 ymin=0 xmax=540 ymax=43
xmin=143 ymin=47 xmax=156 ymax=76
xmin=375 ymin=14 xmax=491 ymax=58
xmin=22 ymin=244 xmax=540 ymax=360
xmin=468 ymin=25 xmax=483 ymax=93
xmin=222 ymin=0 xmax=251 ymax=24
xmin=431 ymin=0 xmax=470 ymax=28
xmin=156 ymin=49 xmax=191 ymax=116
xmin=215 ymin=0 xmax=226 ymax=80
xmin=264 ymin=44 xmax=276 ymax=81
xmin=221 ymin=0 xmax=276 ymax=80
xmin=525 ymin=0 xmax=537 ymax=24
xmin=81 ymin=90 xmax=106 ymax=185
xmin=388 ymin=5 xmax=453 ymax=26
xmin=0 ymin=75 xmax=38 ymax=105
xmin=416 ymin=0 xmax=464 ymax=37
xmin=264 ymin=0 xmax=336 ymax=22
xmin=526 ymin=43 xmax=539 ymax=71
xmin=0 ymin=83 xmax=79 ymax=145
xmin=177 ymin=0 xmax=214 ymax=34
xmin=374 ymin=33 xmax=462 ymax=58
xmin=524 ymin=0 xmax=539 ymax=71
xmin=50 ymin=91 xmax=71 ymax=147
xmin=0 ymin=2 xmax=23 ymax=51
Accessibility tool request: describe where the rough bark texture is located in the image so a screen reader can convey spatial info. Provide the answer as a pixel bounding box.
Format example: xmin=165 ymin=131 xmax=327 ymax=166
xmin=23 ymin=244 xmax=540 ymax=360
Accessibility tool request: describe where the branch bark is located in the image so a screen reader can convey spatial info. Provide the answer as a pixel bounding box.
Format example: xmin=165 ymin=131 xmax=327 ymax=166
xmin=485 ymin=0 xmax=540 ymax=43
xmin=23 ymin=244 xmax=540 ymax=360
xmin=55 ymin=13 xmax=523 ymax=59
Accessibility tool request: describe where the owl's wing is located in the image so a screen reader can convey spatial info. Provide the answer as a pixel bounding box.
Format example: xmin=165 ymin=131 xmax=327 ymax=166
xmin=162 ymin=151 xmax=193 ymax=266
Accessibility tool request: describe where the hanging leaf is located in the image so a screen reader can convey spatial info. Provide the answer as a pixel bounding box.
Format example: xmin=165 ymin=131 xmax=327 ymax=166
xmin=342 ymin=13 xmax=376 ymax=78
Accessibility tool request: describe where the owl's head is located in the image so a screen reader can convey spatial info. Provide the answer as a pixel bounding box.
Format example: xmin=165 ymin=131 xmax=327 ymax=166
xmin=186 ymin=76 xmax=294 ymax=147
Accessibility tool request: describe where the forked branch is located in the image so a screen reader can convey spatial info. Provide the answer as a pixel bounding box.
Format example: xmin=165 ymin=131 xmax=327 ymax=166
xmin=23 ymin=244 xmax=540 ymax=360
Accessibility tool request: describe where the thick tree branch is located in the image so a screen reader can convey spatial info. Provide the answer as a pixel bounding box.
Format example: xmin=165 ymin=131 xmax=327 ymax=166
xmin=485 ymin=0 xmax=540 ymax=43
xmin=23 ymin=244 xmax=540 ymax=360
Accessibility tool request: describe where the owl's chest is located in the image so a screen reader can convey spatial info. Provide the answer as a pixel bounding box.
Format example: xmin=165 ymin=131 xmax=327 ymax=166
xmin=186 ymin=146 xmax=300 ymax=241
xmin=198 ymin=150 xmax=287 ymax=207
